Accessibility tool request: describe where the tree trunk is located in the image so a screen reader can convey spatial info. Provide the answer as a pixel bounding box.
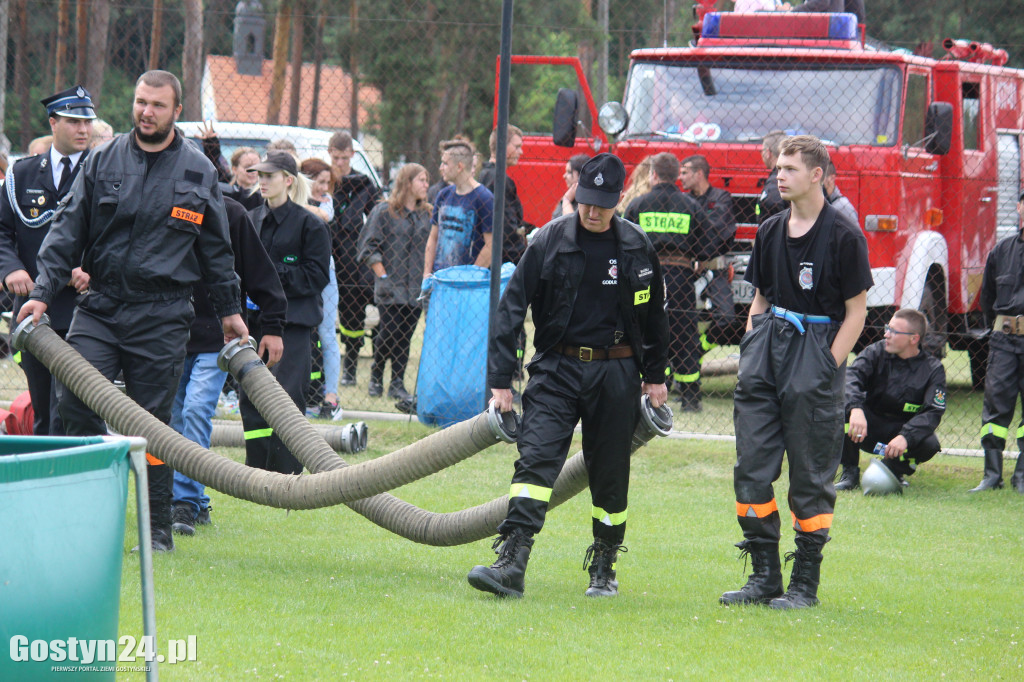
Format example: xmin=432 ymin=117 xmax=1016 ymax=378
xmin=55 ymin=0 xmax=71 ymax=91
xmin=13 ymin=0 xmax=31 ymax=149
xmin=150 ymin=0 xmax=164 ymax=69
xmin=267 ymin=0 xmax=292 ymax=125
xmin=349 ymin=0 xmax=359 ymax=136
xmin=287 ymin=0 xmax=304 ymax=127
xmin=85 ymin=0 xmax=111 ymax=109
xmin=309 ymin=0 xmax=326 ymax=129
xmin=75 ymin=0 xmax=89 ymax=84
xmin=182 ymin=0 xmax=204 ymax=120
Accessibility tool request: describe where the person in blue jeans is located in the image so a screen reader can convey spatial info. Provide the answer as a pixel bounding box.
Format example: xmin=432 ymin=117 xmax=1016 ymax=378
xmin=170 ymin=195 xmax=287 ymax=536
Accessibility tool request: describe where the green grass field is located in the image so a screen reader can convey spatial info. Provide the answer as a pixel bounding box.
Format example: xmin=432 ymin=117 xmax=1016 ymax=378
xmin=111 ymin=421 xmax=1024 ymax=680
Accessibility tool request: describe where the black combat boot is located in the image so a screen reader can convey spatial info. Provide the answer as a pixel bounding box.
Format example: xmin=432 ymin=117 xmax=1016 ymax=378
xmin=149 ymin=464 xmax=175 ymax=552
xmin=388 ymin=380 xmax=413 ymax=402
xmin=467 ymin=528 xmax=534 ymax=598
xmin=720 ymin=541 xmax=783 ymax=605
xmin=171 ymin=503 xmax=196 ymax=536
xmin=969 ymin=449 xmax=1004 ymax=491
xmin=834 ymin=466 xmax=860 ymax=491
xmin=769 ymin=547 xmax=823 ymax=610
xmin=367 ymin=368 xmax=384 ymax=397
xmin=1010 ymin=453 xmax=1024 ymax=494
xmin=680 ymin=383 xmax=703 ymax=413
xmin=583 ymin=539 xmax=627 ymax=597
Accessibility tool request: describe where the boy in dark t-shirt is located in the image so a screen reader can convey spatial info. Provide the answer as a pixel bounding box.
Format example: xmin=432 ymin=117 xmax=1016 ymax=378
xmin=721 ymin=135 xmax=872 ymax=611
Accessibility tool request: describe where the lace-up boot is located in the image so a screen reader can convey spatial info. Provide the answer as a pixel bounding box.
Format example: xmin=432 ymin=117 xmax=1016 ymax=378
xmin=467 ymin=528 xmax=534 ymax=598
xmin=719 ymin=541 xmax=783 ymax=605
xmin=769 ymin=547 xmax=823 ymax=610
xmin=584 ymin=539 xmax=626 ymax=597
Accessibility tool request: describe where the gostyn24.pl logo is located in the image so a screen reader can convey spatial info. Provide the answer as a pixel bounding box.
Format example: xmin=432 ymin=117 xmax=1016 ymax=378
xmin=9 ymin=635 xmax=197 ymax=666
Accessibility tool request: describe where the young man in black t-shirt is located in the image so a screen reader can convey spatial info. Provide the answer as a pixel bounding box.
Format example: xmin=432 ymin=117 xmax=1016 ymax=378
xmin=721 ymin=135 xmax=872 ymax=610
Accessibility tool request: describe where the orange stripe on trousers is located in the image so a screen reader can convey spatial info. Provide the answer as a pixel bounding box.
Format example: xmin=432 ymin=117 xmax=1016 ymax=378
xmin=791 ymin=512 xmax=833 ymax=532
xmin=735 ymin=499 xmax=778 ymax=518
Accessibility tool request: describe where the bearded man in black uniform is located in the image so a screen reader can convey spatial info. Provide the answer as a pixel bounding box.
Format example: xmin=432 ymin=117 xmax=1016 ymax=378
xmin=837 ymin=308 xmax=946 ymax=491
xmin=0 ymin=85 xmax=96 ymax=435
xmin=468 ymin=153 xmax=668 ymax=599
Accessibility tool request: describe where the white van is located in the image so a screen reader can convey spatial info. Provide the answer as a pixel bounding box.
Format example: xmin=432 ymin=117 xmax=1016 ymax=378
xmin=176 ymin=120 xmax=382 ymax=190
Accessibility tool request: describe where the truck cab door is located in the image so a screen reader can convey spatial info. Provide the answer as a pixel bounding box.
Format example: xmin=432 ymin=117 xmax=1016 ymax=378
xmin=494 ymin=56 xmax=607 ymax=229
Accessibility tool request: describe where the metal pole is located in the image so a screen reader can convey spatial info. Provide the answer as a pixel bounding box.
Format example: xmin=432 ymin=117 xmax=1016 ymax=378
xmin=487 ymin=0 xmax=514 ymax=409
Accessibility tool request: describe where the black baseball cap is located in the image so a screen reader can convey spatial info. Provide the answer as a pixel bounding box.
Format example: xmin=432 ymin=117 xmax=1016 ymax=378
xmin=249 ymin=151 xmax=298 ymax=176
xmin=575 ymin=153 xmax=626 ymax=209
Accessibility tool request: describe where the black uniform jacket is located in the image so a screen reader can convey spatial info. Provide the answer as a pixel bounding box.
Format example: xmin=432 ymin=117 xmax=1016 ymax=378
xmin=0 ymin=150 xmax=87 ymax=328
xmin=623 ymin=182 xmax=713 ymax=260
xmin=757 ymin=168 xmax=786 ymax=225
xmin=478 ymin=161 xmax=526 ymax=264
xmin=692 ymin=185 xmax=736 ymax=259
xmin=187 ymin=197 xmax=287 ymax=354
xmin=845 ymin=340 xmax=946 ymax=449
xmin=980 ymin=232 xmax=1024 ymax=325
xmin=331 ymin=171 xmax=380 ymax=281
xmin=248 ymin=199 xmax=330 ymax=328
xmin=30 ymin=129 xmax=241 ymax=317
xmin=488 ymin=213 xmax=669 ymax=388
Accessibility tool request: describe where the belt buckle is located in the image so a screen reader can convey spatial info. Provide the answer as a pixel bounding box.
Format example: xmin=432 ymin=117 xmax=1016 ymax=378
xmin=1004 ymin=318 xmax=1016 ymax=335
xmin=578 ymin=346 xmax=593 ymax=362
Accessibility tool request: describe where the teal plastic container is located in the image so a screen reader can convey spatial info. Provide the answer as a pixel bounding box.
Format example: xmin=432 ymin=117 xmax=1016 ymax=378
xmin=0 ymin=436 xmax=133 ymax=681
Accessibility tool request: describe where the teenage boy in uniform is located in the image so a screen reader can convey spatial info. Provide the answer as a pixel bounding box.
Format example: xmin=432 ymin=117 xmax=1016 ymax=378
xmin=721 ymin=135 xmax=872 ymax=610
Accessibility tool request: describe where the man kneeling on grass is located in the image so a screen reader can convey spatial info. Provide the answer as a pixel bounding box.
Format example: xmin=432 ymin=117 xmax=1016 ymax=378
xmin=837 ymin=308 xmax=946 ymax=491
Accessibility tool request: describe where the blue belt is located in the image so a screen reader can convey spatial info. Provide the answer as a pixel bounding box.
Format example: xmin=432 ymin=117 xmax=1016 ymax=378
xmin=770 ymin=306 xmax=833 ymax=335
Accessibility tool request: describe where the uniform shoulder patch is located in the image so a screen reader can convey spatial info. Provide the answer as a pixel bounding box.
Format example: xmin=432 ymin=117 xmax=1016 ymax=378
xmin=933 ymin=389 xmax=946 ymax=407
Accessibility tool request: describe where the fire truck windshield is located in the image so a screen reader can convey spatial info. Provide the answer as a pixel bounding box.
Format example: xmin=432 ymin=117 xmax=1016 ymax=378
xmin=622 ymin=61 xmax=902 ymax=147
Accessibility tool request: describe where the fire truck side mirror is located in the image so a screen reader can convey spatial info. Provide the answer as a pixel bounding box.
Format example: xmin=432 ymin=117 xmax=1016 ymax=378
xmin=553 ymin=88 xmax=579 ymax=148
xmin=924 ymin=102 xmax=954 ymax=156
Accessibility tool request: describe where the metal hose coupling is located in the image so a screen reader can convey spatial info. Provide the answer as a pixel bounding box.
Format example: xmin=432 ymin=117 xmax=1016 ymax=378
xmin=11 ymin=313 xmax=52 ymax=351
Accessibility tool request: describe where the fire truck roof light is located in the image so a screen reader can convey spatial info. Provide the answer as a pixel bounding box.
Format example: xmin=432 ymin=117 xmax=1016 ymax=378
xmin=700 ymin=12 xmax=858 ymax=42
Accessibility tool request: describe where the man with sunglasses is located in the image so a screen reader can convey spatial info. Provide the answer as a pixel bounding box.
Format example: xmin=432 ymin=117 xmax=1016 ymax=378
xmin=837 ymin=308 xmax=946 ymax=490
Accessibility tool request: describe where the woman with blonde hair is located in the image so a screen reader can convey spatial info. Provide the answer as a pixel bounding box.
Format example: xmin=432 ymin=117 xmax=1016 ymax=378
xmin=239 ymin=151 xmax=330 ymax=473
xmin=357 ymin=163 xmax=432 ymax=402
xmin=617 ymin=156 xmax=655 ymax=215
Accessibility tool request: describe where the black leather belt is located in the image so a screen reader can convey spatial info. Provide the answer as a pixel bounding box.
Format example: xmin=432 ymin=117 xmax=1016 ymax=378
xmin=552 ymin=342 xmax=634 ymax=362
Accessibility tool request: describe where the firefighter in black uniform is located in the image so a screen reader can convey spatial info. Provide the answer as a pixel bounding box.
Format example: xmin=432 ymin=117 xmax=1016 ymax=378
xmin=836 ymin=308 xmax=946 ymax=491
xmin=19 ymin=71 xmax=247 ymax=552
xmin=468 ymin=153 xmax=668 ymax=599
xmin=681 ymin=154 xmax=738 ymax=346
xmin=328 ymin=131 xmax=381 ymax=387
xmin=624 ymin=152 xmax=711 ymax=411
xmin=721 ymin=136 xmax=872 ymax=610
xmin=974 ymin=189 xmax=1024 ymax=494
xmin=757 ymin=130 xmax=787 ymax=224
xmin=242 ymin=152 xmax=331 ymax=475
xmin=0 ymin=85 xmax=96 ymax=435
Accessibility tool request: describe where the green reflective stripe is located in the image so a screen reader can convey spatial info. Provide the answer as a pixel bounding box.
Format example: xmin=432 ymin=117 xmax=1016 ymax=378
xmin=244 ymin=427 xmax=274 ymax=440
xmin=903 ymin=402 xmax=921 ymax=413
xmin=592 ymin=506 xmax=628 ymax=526
xmin=509 ymin=483 xmax=552 ymax=502
xmin=700 ymin=332 xmax=717 ymax=353
xmin=844 ymin=423 xmax=850 ymax=433
xmin=516 ymin=349 xmax=524 ymax=358
xmin=755 ymin=204 xmax=761 ymax=218
xmin=316 ymin=340 xmax=322 ymax=349
xmin=1017 ymin=424 xmax=1024 ymax=439
xmin=13 ymin=351 xmax=21 ymax=364
xmin=638 ymin=212 xmax=691 ymax=235
xmin=634 ymin=287 xmax=651 ymax=305
xmin=674 ymin=371 xmax=700 ymax=384
xmin=980 ymin=423 xmax=1009 ymax=439
xmin=664 ymin=366 xmax=672 ymax=377
xmin=310 ymin=371 xmax=322 ymax=381
xmin=338 ymin=325 xmax=365 ymax=339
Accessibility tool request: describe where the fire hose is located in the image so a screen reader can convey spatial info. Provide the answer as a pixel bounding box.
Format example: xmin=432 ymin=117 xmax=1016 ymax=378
xmin=14 ymin=317 xmax=671 ymax=545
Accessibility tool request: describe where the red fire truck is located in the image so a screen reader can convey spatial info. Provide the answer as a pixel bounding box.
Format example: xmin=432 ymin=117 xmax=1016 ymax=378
xmin=503 ymin=8 xmax=1024 ymax=385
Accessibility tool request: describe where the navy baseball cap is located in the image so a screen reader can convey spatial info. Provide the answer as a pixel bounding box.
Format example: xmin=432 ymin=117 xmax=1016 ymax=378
xmin=576 ymin=153 xmax=625 ymax=209
xmin=41 ymin=85 xmax=96 ymax=120
xmin=249 ymin=151 xmax=298 ymax=176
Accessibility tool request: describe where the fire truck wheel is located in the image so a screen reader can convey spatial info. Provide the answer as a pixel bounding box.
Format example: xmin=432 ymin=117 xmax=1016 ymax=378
xmin=919 ymin=271 xmax=948 ymax=359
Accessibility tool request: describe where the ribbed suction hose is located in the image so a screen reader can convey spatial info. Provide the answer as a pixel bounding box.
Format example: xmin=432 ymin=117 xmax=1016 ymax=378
xmin=12 ymin=317 xmax=518 ymax=510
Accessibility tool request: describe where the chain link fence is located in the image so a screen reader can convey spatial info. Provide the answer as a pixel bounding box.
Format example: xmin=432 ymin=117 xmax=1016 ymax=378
xmin=3 ymin=1 xmax=1024 ymax=450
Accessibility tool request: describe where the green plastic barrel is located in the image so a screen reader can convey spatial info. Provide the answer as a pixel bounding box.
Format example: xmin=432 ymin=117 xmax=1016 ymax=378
xmin=0 ymin=436 xmax=133 ymax=681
